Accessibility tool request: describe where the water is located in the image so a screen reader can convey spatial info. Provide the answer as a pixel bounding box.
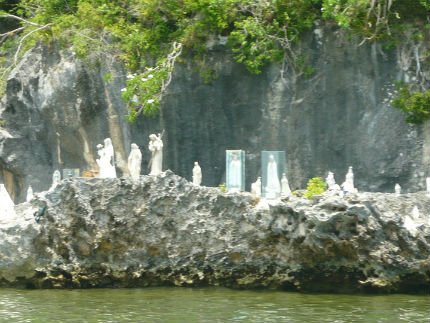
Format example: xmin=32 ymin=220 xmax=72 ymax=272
xmin=0 ymin=287 xmax=428 ymax=322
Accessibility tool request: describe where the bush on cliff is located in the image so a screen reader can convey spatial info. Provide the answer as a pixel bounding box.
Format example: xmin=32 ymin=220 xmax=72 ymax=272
xmin=304 ymin=177 xmax=327 ymax=199
xmin=392 ymin=83 xmax=430 ymax=124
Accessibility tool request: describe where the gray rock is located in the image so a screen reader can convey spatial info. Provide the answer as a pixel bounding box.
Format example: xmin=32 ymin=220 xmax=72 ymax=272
xmin=0 ymin=29 xmax=429 ymax=202
xmin=1 ymin=171 xmax=429 ymax=293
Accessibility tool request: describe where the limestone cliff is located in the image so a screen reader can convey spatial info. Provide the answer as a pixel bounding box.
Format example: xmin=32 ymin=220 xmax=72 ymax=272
xmin=0 ymin=45 xmax=137 ymax=202
xmin=0 ymin=29 xmax=429 ymax=202
xmin=1 ymin=171 xmax=429 ymax=293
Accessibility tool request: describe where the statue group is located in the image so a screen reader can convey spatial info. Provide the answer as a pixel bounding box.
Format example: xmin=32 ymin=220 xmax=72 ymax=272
xmin=96 ymin=133 xmax=163 ymax=180
xmin=96 ymin=133 xmax=204 ymax=185
xmin=224 ymin=149 xmax=361 ymax=200
xmin=15 ymin=134 xmax=430 ymax=207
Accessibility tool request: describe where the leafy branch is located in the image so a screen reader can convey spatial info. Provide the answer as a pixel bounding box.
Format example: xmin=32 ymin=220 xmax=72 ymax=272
xmin=0 ymin=12 xmax=52 ymax=83
xmin=392 ymin=83 xmax=430 ymax=124
xmin=121 ymin=42 xmax=183 ymax=121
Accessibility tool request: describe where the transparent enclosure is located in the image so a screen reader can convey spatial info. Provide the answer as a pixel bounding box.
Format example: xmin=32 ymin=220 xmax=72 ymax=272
xmin=226 ymin=150 xmax=245 ymax=192
xmin=62 ymin=168 xmax=80 ymax=178
xmin=261 ymin=151 xmax=286 ymax=198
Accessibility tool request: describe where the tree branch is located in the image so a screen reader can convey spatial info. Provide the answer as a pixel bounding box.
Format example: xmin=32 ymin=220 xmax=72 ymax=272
xmin=0 ymin=13 xmax=42 ymax=27
xmin=161 ymin=41 xmax=182 ymax=93
xmin=134 ymin=42 xmax=182 ymax=117
xmin=0 ymin=26 xmax=25 ymax=37
xmin=14 ymin=23 xmax=52 ymax=65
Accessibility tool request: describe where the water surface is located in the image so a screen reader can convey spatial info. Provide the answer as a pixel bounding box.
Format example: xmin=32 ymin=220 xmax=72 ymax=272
xmin=0 ymin=287 xmax=428 ymax=322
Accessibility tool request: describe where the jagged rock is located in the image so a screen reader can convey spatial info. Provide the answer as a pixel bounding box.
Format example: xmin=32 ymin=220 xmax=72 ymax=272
xmin=1 ymin=171 xmax=429 ymax=293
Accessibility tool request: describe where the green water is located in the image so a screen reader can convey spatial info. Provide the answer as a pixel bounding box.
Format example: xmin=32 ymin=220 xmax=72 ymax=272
xmin=0 ymin=287 xmax=428 ymax=322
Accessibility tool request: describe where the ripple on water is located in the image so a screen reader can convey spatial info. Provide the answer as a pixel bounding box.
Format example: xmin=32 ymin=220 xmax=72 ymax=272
xmin=0 ymin=288 xmax=428 ymax=323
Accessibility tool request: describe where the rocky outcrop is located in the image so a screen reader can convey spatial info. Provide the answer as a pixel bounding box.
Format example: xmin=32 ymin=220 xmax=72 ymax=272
xmin=1 ymin=171 xmax=429 ymax=293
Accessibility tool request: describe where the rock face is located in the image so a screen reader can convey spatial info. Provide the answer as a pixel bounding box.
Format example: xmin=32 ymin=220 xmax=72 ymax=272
xmin=0 ymin=45 xmax=144 ymax=202
xmin=160 ymin=33 xmax=430 ymax=192
xmin=0 ymin=29 xmax=429 ymax=202
xmin=1 ymin=171 xmax=429 ymax=293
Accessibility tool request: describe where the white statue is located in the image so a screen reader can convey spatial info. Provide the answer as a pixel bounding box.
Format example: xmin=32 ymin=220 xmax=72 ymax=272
xmin=265 ymin=154 xmax=281 ymax=198
xmin=341 ymin=166 xmax=357 ymax=194
xmin=325 ymin=171 xmax=342 ymax=196
xmin=128 ymin=143 xmax=142 ymax=180
xmin=394 ymin=183 xmax=401 ymax=196
xmin=426 ymin=177 xmax=430 ymax=197
xmin=96 ymin=144 xmax=107 ymax=178
xmin=104 ymin=138 xmax=115 ymax=165
xmin=103 ymin=138 xmax=116 ymax=178
xmin=281 ymin=173 xmax=291 ymax=197
xmin=326 ymin=171 xmax=336 ymax=190
xmin=50 ymin=170 xmax=61 ymax=190
xmin=192 ymin=161 xmax=202 ymax=186
xmin=0 ymin=184 xmax=15 ymax=219
xmin=148 ymin=133 xmax=163 ymax=175
xmin=26 ymin=185 xmax=34 ymax=202
xmin=96 ymin=139 xmax=116 ymax=178
xmin=251 ymin=177 xmax=262 ymax=197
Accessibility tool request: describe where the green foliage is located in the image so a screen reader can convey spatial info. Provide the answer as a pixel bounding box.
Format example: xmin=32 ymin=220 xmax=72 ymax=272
xmin=304 ymin=177 xmax=327 ymax=199
xmin=229 ymin=0 xmax=320 ymax=74
xmin=321 ymin=0 xmax=430 ymax=42
xmin=392 ymin=83 xmax=430 ymax=124
xmin=1 ymin=0 xmax=429 ymax=119
xmin=121 ymin=66 xmax=166 ymax=120
xmin=218 ymin=182 xmax=227 ymax=193
xmin=419 ymin=0 xmax=430 ymax=10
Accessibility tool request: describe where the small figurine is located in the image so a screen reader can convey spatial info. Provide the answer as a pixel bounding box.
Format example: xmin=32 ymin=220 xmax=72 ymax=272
xmin=50 ymin=170 xmax=61 ymax=190
xmin=281 ymin=173 xmax=291 ymax=197
xmin=251 ymin=177 xmax=262 ymax=197
xmin=192 ymin=162 xmax=202 ymax=186
xmin=148 ymin=133 xmax=163 ymax=175
xmin=341 ymin=166 xmax=357 ymax=194
xmin=394 ymin=183 xmax=401 ymax=196
xmin=26 ymin=185 xmax=34 ymax=202
xmin=128 ymin=143 xmax=142 ymax=180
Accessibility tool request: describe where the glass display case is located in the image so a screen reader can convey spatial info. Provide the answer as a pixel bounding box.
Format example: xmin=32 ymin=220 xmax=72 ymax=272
xmin=226 ymin=150 xmax=245 ymax=192
xmin=261 ymin=151 xmax=286 ymax=198
xmin=62 ymin=168 xmax=80 ymax=178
